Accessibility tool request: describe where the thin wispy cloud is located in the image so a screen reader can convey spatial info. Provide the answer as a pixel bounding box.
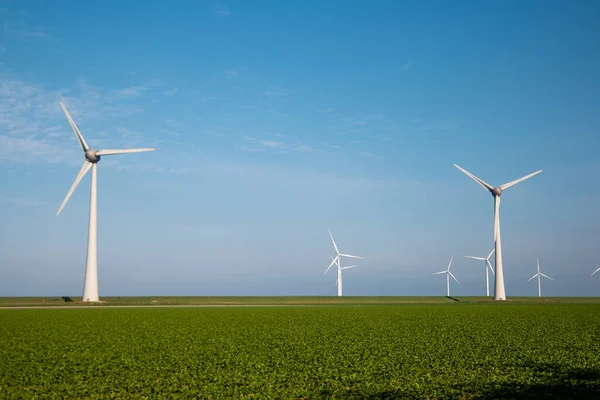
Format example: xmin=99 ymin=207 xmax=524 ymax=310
xmin=223 ymin=68 xmax=240 ymax=78
xmin=3 ymin=198 xmax=47 ymax=207
xmin=214 ymin=4 xmax=232 ymax=17
xmin=163 ymin=88 xmax=178 ymax=96
xmin=0 ymin=72 xmax=162 ymax=166
xmin=112 ymin=80 xmax=161 ymax=97
xmin=260 ymin=140 xmax=283 ymax=148
xmin=360 ymin=151 xmax=384 ymax=160
xmin=294 ymin=145 xmax=314 ymax=152
xmin=263 ymin=86 xmax=289 ymax=99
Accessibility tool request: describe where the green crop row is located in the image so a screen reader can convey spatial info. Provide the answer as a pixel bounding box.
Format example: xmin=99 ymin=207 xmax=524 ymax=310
xmin=1 ymin=304 xmax=599 ymax=399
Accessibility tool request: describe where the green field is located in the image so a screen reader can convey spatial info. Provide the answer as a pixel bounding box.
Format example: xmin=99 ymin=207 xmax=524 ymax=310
xmin=1 ymin=303 xmax=599 ymax=399
xmin=1 ymin=295 xmax=600 ymax=307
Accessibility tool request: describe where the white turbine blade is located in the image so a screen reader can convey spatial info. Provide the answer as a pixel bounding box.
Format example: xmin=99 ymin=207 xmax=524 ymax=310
xmin=499 ymin=169 xmax=543 ymax=191
xmin=447 ymin=256 xmax=453 ymax=271
xmin=537 ymin=258 xmax=540 ymax=273
xmin=328 ymin=231 xmax=339 ymax=254
xmin=341 ymin=265 xmax=359 ymax=270
xmin=527 ymin=274 xmax=538 ymax=282
xmin=453 ymin=164 xmax=494 ymax=192
xmin=56 ymin=161 xmax=92 ymax=216
xmin=324 ymin=256 xmax=338 ymax=275
xmin=448 ymin=271 xmax=459 ymax=283
xmin=540 ymin=273 xmax=553 ymax=280
xmin=464 ymin=256 xmax=486 ymax=261
xmin=592 ymin=268 xmax=600 ymax=276
xmin=432 ymin=271 xmax=446 ymax=276
xmin=486 ymin=260 xmax=495 ymax=275
xmin=96 ymin=148 xmax=155 ymax=156
xmin=340 ymin=253 xmax=363 ymax=259
xmin=60 ymin=101 xmax=89 ymax=151
xmin=486 ymin=248 xmax=495 ymax=260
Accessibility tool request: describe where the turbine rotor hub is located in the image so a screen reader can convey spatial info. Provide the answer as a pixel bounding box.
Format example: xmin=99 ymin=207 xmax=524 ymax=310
xmin=492 ymin=187 xmax=502 ymax=196
xmin=85 ymin=149 xmax=100 ymax=163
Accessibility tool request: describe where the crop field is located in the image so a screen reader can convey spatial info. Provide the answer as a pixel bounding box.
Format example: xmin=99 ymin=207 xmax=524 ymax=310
xmin=2 ymin=296 xmax=600 ymax=307
xmin=1 ymin=303 xmax=599 ymax=399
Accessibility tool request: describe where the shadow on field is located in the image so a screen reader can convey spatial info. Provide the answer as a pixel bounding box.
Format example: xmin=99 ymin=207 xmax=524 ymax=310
xmin=471 ymin=363 xmax=600 ymax=400
xmin=446 ymin=296 xmax=460 ymax=302
xmin=357 ymin=363 xmax=600 ymax=400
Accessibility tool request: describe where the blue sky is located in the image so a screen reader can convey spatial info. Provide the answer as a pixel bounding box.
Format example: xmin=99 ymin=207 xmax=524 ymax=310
xmin=1 ymin=0 xmax=599 ymax=297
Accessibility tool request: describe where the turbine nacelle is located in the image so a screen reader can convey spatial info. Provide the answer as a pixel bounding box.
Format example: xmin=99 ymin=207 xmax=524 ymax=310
xmin=491 ymin=187 xmax=503 ymax=197
xmin=85 ymin=149 xmax=101 ymax=163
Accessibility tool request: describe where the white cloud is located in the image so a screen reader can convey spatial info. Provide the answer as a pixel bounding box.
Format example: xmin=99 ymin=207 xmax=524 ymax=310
xmin=214 ymin=4 xmax=231 ymax=16
xmin=360 ymin=151 xmax=384 ymax=160
xmin=260 ymin=140 xmax=283 ymax=148
xmin=263 ymin=86 xmax=289 ymax=99
xmin=223 ymin=68 xmax=239 ymax=78
xmin=3 ymin=198 xmax=47 ymax=207
xmin=294 ymin=145 xmax=314 ymax=152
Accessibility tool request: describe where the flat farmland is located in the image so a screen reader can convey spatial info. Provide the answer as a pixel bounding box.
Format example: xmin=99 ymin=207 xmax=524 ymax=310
xmin=1 ymin=303 xmax=599 ymax=399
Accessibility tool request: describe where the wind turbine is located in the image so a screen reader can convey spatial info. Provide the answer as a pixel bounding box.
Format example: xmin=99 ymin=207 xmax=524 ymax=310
xmin=464 ymin=248 xmax=495 ymax=297
xmin=592 ymin=268 xmax=600 ymax=277
xmin=454 ymin=164 xmax=542 ymax=301
xmin=56 ymin=101 xmax=155 ymax=302
xmin=324 ymin=231 xmax=363 ymax=296
xmin=432 ymin=256 xmax=459 ymax=297
xmin=527 ymin=258 xmax=553 ymax=297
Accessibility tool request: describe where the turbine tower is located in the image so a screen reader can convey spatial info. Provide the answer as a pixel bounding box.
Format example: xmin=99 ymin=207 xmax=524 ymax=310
xmin=324 ymin=231 xmax=362 ymax=296
xmin=432 ymin=256 xmax=458 ymax=297
xmin=56 ymin=101 xmax=155 ymax=302
xmin=527 ymin=258 xmax=553 ymax=297
xmin=464 ymin=248 xmax=495 ymax=297
xmin=454 ymin=164 xmax=542 ymax=301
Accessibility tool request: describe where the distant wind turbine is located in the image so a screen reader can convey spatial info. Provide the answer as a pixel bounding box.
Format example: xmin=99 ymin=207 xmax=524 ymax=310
xmin=454 ymin=164 xmax=542 ymax=301
xmin=592 ymin=268 xmax=600 ymax=277
xmin=527 ymin=258 xmax=553 ymax=297
xmin=324 ymin=231 xmax=363 ymax=296
xmin=464 ymin=248 xmax=495 ymax=297
xmin=432 ymin=256 xmax=458 ymax=297
xmin=56 ymin=101 xmax=155 ymax=302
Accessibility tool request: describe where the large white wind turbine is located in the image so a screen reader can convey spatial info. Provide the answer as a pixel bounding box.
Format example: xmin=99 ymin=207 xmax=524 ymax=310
xmin=324 ymin=231 xmax=363 ymax=296
xmin=592 ymin=268 xmax=600 ymax=277
xmin=432 ymin=256 xmax=459 ymax=297
xmin=464 ymin=248 xmax=495 ymax=297
xmin=56 ymin=101 xmax=155 ymax=302
xmin=527 ymin=258 xmax=553 ymax=297
xmin=454 ymin=164 xmax=542 ymax=301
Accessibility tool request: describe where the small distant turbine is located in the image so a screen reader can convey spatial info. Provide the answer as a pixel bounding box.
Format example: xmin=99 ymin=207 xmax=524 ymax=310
xmin=432 ymin=256 xmax=459 ymax=297
xmin=464 ymin=248 xmax=495 ymax=297
xmin=454 ymin=164 xmax=542 ymax=301
xmin=592 ymin=268 xmax=600 ymax=277
xmin=527 ymin=258 xmax=553 ymax=297
xmin=56 ymin=101 xmax=155 ymax=302
xmin=324 ymin=231 xmax=363 ymax=296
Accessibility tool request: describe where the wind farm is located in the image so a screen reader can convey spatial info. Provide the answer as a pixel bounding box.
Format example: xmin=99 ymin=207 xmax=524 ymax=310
xmin=2 ymin=1 xmax=600 ymax=399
